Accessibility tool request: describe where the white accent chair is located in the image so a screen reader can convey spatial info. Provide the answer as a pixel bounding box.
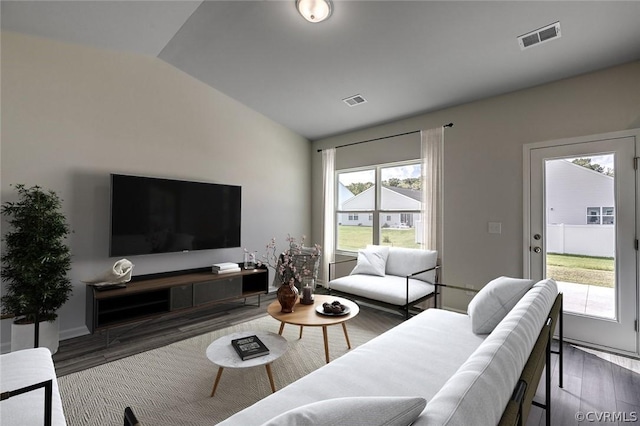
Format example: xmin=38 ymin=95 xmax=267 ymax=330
xmin=328 ymin=245 xmax=439 ymax=319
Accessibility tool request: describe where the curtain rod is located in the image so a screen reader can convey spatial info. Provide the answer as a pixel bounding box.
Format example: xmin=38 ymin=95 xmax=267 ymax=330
xmin=316 ymin=123 xmax=453 ymax=152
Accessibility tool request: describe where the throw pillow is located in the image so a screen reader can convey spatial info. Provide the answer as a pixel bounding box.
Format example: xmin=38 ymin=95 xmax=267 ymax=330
xmin=259 ymin=396 xmax=427 ymax=426
xmin=350 ymin=245 xmax=389 ymax=277
xmin=467 ymin=276 xmax=535 ymax=334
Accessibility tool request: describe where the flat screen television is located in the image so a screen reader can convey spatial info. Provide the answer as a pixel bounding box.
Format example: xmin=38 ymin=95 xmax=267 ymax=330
xmin=110 ymin=174 xmax=241 ymax=256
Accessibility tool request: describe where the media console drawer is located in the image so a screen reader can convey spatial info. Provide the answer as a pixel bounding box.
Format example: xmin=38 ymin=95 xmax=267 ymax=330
xmin=170 ymin=284 xmax=193 ymax=311
xmin=193 ymin=277 xmax=242 ymax=306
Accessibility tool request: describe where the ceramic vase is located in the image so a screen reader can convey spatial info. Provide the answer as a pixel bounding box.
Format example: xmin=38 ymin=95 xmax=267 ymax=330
xmin=277 ymin=280 xmax=299 ymax=313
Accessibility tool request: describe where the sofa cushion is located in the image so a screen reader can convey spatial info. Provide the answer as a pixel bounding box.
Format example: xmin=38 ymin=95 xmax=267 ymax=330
xmin=350 ymin=245 xmax=389 ymax=277
xmin=385 ymin=247 xmax=437 ymax=283
xmin=415 ymin=279 xmax=558 ymax=426
xmin=467 ymin=276 xmax=535 ymax=334
xmin=259 ymin=396 xmax=427 ymax=426
xmin=330 ymin=274 xmax=434 ymax=305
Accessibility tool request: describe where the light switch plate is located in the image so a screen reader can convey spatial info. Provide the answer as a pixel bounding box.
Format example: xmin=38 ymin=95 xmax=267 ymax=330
xmin=488 ymin=222 xmax=502 ymax=234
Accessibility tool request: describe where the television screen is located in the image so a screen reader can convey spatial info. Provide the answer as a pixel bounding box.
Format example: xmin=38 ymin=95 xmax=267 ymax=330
xmin=110 ymin=174 xmax=241 ymax=256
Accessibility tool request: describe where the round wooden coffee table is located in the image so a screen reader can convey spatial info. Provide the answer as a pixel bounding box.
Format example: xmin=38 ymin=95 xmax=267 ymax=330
xmin=267 ymin=295 xmax=359 ymax=363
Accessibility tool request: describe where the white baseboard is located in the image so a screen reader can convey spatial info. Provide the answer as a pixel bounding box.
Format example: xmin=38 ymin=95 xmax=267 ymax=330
xmin=1 ymin=325 xmax=90 ymax=354
xmin=60 ymin=325 xmax=90 ymax=341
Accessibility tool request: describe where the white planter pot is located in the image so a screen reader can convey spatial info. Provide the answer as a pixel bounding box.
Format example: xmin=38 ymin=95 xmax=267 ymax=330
xmin=11 ymin=318 xmax=60 ymax=354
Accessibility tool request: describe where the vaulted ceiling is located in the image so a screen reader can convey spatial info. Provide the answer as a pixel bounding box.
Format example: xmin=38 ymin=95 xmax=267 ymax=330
xmin=3 ymin=1 xmax=640 ymax=140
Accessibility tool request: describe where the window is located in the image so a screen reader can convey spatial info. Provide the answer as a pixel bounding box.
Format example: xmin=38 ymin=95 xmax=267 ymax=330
xmin=336 ymin=161 xmax=422 ymax=252
xmin=602 ymin=207 xmax=615 ymax=224
xmin=587 ymin=207 xmax=600 ymax=224
xmin=586 ymin=207 xmax=615 ymax=225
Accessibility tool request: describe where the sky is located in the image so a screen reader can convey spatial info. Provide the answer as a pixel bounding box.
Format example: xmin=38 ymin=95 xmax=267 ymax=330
xmin=565 ymin=154 xmax=615 ymax=171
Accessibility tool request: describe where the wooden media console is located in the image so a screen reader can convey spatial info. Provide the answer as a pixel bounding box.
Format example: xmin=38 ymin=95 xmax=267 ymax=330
xmin=85 ymin=265 xmax=269 ymax=333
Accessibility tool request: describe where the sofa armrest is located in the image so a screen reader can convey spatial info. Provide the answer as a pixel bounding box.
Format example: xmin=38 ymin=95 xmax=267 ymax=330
xmin=328 ymin=258 xmax=357 ymax=281
xmin=330 ymin=258 xmax=357 ymax=265
xmin=1 ymin=379 xmax=53 ymax=426
xmin=406 ymin=265 xmax=440 ymax=282
xmin=402 ymin=265 xmax=441 ymax=319
xmin=433 ymin=282 xmax=480 ymax=293
xmin=431 ymin=282 xmax=480 ymax=309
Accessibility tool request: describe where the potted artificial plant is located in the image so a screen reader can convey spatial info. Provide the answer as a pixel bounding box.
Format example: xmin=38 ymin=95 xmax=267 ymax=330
xmin=1 ymin=184 xmax=72 ymax=353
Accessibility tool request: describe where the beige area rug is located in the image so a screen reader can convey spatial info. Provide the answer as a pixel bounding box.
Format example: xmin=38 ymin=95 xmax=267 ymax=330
xmin=58 ymin=307 xmax=402 ymax=425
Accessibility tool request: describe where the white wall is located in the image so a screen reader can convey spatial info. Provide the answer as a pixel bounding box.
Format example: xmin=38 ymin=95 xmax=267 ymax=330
xmin=0 ymin=32 xmax=311 ymax=351
xmin=312 ymin=60 xmax=640 ymax=311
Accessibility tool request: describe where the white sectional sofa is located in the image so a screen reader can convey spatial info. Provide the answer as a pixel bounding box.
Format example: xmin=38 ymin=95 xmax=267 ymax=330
xmin=219 ymin=277 xmax=562 ymax=426
xmin=0 ymin=347 xmax=66 ymax=426
xmin=328 ymin=245 xmax=439 ymax=319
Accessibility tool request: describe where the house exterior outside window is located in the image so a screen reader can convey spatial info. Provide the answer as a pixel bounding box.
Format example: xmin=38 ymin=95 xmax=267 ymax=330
xmin=602 ymin=207 xmax=614 ymax=224
xmin=336 ymin=161 xmax=422 ymax=252
xmin=587 ymin=207 xmax=601 ymax=224
xmin=586 ymin=207 xmax=615 ymax=225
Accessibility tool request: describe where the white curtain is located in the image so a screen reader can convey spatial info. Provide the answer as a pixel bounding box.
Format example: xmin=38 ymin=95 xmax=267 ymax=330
xmin=321 ymin=148 xmax=336 ymax=288
xmin=420 ymin=128 xmax=443 ymax=251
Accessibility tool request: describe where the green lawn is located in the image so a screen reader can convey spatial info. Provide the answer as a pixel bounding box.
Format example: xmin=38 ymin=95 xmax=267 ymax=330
xmin=337 ymin=229 xmax=614 ymax=288
xmin=337 ymin=225 xmax=420 ymax=250
xmin=546 ymin=253 xmax=614 ymax=288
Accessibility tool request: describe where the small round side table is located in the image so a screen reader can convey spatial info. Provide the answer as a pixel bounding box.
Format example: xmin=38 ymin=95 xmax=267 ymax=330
xmin=205 ymin=330 xmax=288 ymax=397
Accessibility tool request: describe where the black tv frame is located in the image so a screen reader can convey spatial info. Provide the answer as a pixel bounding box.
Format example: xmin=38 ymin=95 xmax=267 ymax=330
xmin=109 ymin=174 xmax=241 ymax=257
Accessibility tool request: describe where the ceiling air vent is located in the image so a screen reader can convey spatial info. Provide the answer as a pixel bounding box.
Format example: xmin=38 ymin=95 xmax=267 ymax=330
xmin=518 ymin=22 xmax=561 ymax=50
xmin=343 ymin=94 xmax=367 ymax=107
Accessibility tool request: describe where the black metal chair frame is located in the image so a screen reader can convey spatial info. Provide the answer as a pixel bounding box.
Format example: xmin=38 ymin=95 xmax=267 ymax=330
xmin=124 ymin=406 xmax=140 ymax=426
xmin=0 ymin=379 xmax=53 ymax=426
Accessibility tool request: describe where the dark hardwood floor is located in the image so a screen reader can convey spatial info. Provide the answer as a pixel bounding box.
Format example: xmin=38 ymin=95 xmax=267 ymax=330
xmin=53 ymin=297 xmax=640 ymax=425
xmin=53 ymin=293 xmax=277 ymax=376
xmin=527 ymin=341 xmax=640 ymax=425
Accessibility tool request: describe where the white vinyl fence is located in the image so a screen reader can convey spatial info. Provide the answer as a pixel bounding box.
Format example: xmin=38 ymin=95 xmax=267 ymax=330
xmin=546 ymin=224 xmax=614 ymax=258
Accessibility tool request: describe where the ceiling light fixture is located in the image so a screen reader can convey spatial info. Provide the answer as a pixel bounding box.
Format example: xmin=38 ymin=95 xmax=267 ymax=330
xmin=296 ymin=0 xmax=332 ymax=23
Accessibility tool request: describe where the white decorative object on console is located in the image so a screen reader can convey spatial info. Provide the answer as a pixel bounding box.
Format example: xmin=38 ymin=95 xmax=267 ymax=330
xmin=82 ymin=259 xmax=134 ymax=287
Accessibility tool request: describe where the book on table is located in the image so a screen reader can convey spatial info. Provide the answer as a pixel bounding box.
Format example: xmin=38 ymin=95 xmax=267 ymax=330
xmin=231 ymin=335 xmax=270 ymax=360
xmin=212 ymin=262 xmax=239 ymax=270
xmin=212 ymin=262 xmax=241 ymax=274
xmin=212 ymin=267 xmax=241 ymax=274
